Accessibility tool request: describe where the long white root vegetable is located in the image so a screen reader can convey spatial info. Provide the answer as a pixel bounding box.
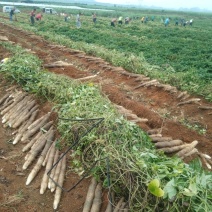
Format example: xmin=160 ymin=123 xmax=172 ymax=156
xmin=48 ymin=149 xmax=59 ymax=189
xmin=158 ymin=143 xmax=190 ymax=154
xmin=176 ymin=140 xmax=198 ymax=159
xmin=199 ymin=153 xmax=212 ymax=170
xmin=90 ymin=183 xmax=102 ymax=212
xmin=22 ymin=128 xmax=54 ymax=170
xmin=83 ymin=177 xmax=98 ymax=212
xmin=53 ymin=155 xmax=66 ymax=210
xmin=50 ymin=153 xmax=63 ymax=193
xmin=40 ymin=144 xmax=56 ymax=194
xmin=177 ymin=98 xmax=201 ymax=106
xmin=21 ymin=112 xmax=51 ymax=142
xmin=114 ymin=197 xmax=124 ymax=212
xmin=43 ymin=142 xmax=54 ymax=167
xmin=147 ymin=128 xmax=161 ymax=135
xmin=11 ymin=103 xmax=38 ymax=128
xmin=155 ymin=140 xmax=183 ymax=148
xmin=13 ymin=110 xmax=39 ymax=145
xmin=181 ymin=148 xmax=198 ymax=159
xmin=26 ymin=139 xmax=54 ymax=185
xmin=150 ymin=136 xmax=172 ymax=143
xmin=0 ymin=93 xmax=10 ymax=106
xmin=198 ymin=106 xmax=212 ymax=110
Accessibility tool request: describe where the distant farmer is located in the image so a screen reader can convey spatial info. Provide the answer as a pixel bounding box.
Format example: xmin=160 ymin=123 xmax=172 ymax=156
xmin=35 ymin=13 xmax=42 ymax=21
xmin=118 ymin=16 xmax=123 ymax=24
xmin=111 ymin=18 xmax=117 ymax=27
xmin=125 ymin=17 xmax=130 ymax=24
xmin=189 ymin=19 xmax=193 ymax=26
xmin=9 ymin=8 xmax=15 ymax=21
xmin=76 ymin=13 xmax=81 ymax=28
xmin=175 ymin=18 xmax=179 ymax=26
xmin=164 ymin=17 xmax=170 ymax=27
xmin=30 ymin=8 xmax=36 ymax=25
xmin=64 ymin=13 xmax=68 ymax=22
xmin=92 ymin=13 xmax=97 ymax=24
xmin=141 ymin=16 xmax=145 ymax=23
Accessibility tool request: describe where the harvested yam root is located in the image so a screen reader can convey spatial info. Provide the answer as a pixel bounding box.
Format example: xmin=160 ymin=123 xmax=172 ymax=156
xmin=147 ymin=128 xmax=161 ymax=135
xmin=150 ymin=136 xmax=172 ymax=143
xmin=134 ymin=79 xmax=159 ymax=90
xmin=48 ymin=150 xmax=59 ymax=190
xmin=114 ymin=197 xmax=125 ymax=212
xmin=114 ymin=104 xmax=148 ymax=123
xmin=177 ymin=91 xmax=188 ymax=99
xmin=50 ymin=150 xmax=62 ymax=193
xmin=40 ymin=144 xmax=56 ymax=194
xmin=177 ymin=98 xmax=201 ymax=106
xmin=155 ymin=139 xmax=183 ymax=148
xmin=175 ymin=140 xmax=198 ymax=159
xmin=83 ymin=177 xmax=98 ymax=212
xmin=198 ymin=153 xmax=212 ymax=170
xmin=53 ymin=155 xmax=66 ymax=210
xmin=26 ymin=138 xmax=55 ymax=185
xmin=158 ymin=143 xmax=189 ymax=154
xmin=198 ymin=106 xmax=212 ymax=110
xmin=44 ymin=61 xmax=73 ymax=68
xmin=90 ymin=183 xmax=102 ymax=212
xmin=21 ymin=112 xmax=51 ymax=142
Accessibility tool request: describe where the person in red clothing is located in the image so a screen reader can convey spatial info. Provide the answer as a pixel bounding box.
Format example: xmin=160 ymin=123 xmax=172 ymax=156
xmin=35 ymin=13 xmax=42 ymax=21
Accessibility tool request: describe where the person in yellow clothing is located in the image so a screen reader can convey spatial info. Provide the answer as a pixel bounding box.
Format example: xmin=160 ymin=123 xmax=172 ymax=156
xmin=118 ymin=16 xmax=123 ymax=24
xmin=141 ymin=16 xmax=145 ymax=23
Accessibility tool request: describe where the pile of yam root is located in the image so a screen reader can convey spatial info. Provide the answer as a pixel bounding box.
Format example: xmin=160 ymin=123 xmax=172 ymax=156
xmin=0 ymin=85 xmax=211 ymax=211
xmin=148 ymin=129 xmax=212 ymax=169
xmin=83 ymin=178 xmax=129 ymax=212
xmin=0 ymin=87 xmax=66 ymax=210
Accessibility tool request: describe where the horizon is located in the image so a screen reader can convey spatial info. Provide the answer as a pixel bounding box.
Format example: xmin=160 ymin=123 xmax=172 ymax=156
xmin=95 ymin=0 xmax=212 ymax=10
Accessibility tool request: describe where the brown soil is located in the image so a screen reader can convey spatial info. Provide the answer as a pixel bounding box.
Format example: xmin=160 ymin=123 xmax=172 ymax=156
xmin=0 ymin=22 xmax=211 ymax=211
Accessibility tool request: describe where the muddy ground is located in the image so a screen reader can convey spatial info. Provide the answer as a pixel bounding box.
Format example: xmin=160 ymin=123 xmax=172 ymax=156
xmin=0 ymin=21 xmax=211 ymax=211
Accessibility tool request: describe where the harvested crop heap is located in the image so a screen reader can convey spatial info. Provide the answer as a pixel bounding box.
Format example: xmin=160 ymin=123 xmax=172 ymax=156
xmin=0 ymin=87 xmax=66 ymax=210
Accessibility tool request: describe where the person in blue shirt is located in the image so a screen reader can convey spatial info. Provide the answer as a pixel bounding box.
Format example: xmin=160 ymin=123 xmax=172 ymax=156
xmin=164 ymin=18 xmax=170 ymax=27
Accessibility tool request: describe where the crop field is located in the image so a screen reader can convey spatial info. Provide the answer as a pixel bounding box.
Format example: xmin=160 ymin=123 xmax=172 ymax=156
xmin=0 ymin=5 xmax=212 ymax=212
xmin=2 ymin=7 xmax=211 ymax=100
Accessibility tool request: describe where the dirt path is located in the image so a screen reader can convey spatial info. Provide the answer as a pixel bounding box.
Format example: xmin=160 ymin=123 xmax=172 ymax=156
xmin=0 ymin=22 xmax=212 ymax=211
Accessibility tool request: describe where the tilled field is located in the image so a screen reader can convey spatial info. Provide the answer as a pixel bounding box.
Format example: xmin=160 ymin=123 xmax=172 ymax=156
xmin=0 ymin=21 xmax=211 ymax=211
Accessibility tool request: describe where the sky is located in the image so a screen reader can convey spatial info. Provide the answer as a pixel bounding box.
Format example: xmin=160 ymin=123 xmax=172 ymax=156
xmin=95 ymin=0 xmax=212 ymax=10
